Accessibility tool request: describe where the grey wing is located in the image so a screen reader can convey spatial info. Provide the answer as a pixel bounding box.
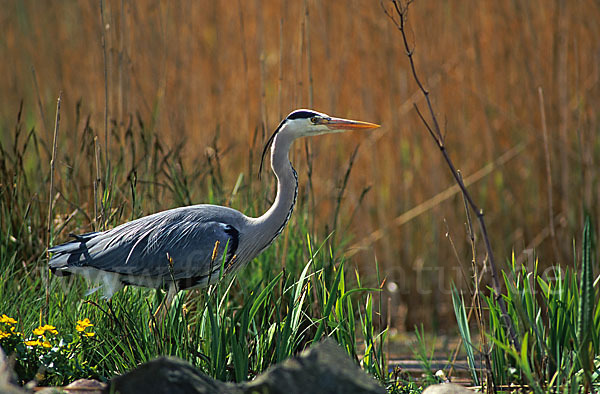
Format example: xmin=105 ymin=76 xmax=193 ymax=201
xmin=49 ymin=215 xmax=240 ymax=288
xmin=141 ymin=219 xmax=240 ymax=287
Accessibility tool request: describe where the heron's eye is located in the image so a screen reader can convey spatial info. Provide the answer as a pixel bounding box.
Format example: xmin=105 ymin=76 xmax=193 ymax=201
xmin=310 ymin=116 xmax=320 ymax=124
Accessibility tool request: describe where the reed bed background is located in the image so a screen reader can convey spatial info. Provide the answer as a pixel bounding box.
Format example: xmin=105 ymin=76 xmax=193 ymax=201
xmin=1 ymin=0 xmax=599 ymax=332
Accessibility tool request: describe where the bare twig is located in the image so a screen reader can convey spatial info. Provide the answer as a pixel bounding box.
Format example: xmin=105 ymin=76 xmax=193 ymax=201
xmin=383 ymin=0 xmax=520 ymax=351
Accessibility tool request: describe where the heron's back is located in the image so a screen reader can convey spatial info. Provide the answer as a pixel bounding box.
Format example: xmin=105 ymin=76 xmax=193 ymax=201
xmin=48 ymin=204 xmax=250 ymax=295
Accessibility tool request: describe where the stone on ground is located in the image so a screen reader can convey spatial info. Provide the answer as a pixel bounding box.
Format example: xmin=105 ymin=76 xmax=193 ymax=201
xmin=422 ymin=383 xmax=472 ymax=394
xmin=107 ymin=339 xmax=386 ymax=394
xmin=0 ymin=347 xmax=26 ymax=394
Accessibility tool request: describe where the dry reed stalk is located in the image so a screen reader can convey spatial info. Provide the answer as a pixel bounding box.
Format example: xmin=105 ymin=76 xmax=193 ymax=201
xmin=278 ymin=16 xmax=284 ymax=121
xmin=100 ymin=0 xmax=109 ymax=163
xmin=4 ymin=0 xmax=598 ymax=329
xmin=257 ymin=2 xmax=268 ymax=140
xmin=556 ymin=0 xmax=570 ymax=222
xmin=302 ymin=0 xmax=316 ymax=235
xmin=514 ymin=212 xmax=565 ymax=266
xmin=304 ymin=0 xmax=313 ymax=107
xmin=538 ymin=86 xmax=561 ymax=262
xmin=31 ymin=66 xmax=49 ymax=138
xmin=117 ymin=0 xmax=127 ymax=127
xmin=236 ymin=0 xmax=251 ymax=149
xmin=332 ymin=145 xmax=360 ymax=248
xmin=93 ymin=135 xmax=104 ymax=230
xmin=343 ymin=186 xmax=371 ymax=237
xmin=386 ymin=295 xmax=391 ymax=373
xmin=45 ymin=91 xmax=62 ymax=318
xmin=54 ymin=208 xmax=79 ymax=238
xmin=347 ymin=142 xmax=525 ymax=255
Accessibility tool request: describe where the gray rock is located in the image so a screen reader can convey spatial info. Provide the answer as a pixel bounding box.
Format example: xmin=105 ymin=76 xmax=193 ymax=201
xmin=106 ymin=339 xmax=385 ymax=394
xmin=107 ymin=356 xmax=241 ymax=394
xmin=422 ymin=383 xmax=472 ymax=394
xmin=243 ymin=339 xmax=386 ymax=394
xmin=0 ymin=347 xmax=26 ymax=394
xmin=36 ymin=388 xmax=63 ymax=394
xmin=64 ymin=379 xmax=106 ymax=393
xmin=38 ymin=379 xmax=107 ymax=394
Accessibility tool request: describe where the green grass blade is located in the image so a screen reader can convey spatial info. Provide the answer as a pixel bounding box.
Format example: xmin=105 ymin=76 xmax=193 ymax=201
xmin=576 ymin=215 xmax=595 ymax=387
xmin=451 ymin=283 xmax=479 ymax=386
xmin=249 ymin=272 xmax=283 ymax=323
xmin=313 ymin=261 xmax=345 ymax=343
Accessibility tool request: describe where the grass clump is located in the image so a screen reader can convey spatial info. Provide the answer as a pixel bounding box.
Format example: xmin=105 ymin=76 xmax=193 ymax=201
xmin=453 ymin=216 xmax=600 ymax=392
xmin=0 ymin=102 xmax=408 ymax=391
xmin=0 ymin=222 xmax=391 ymax=388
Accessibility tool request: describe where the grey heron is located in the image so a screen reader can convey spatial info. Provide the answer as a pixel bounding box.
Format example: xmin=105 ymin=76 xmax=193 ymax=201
xmin=48 ymin=109 xmax=379 ymax=299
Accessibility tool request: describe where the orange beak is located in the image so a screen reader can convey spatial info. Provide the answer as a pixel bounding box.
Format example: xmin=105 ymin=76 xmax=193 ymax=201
xmin=324 ymin=117 xmax=380 ymax=131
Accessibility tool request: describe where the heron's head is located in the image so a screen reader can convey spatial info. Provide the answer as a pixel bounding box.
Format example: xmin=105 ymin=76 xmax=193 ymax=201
xmin=259 ymin=109 xmax=379 ymax=176
xmin=279 ymin=109 xmax=380 ymax=138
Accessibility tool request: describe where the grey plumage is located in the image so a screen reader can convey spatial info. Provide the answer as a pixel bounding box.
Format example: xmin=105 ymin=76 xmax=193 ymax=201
xmin=49 ymin=205 xmax=246 ymax=295
xmin=48 ymin=109 xmax=379 ymax=298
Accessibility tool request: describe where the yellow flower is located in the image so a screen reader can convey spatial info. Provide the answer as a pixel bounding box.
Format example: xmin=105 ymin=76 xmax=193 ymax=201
xmin=76 ymin=318 xmax=96 ymax=337
xmin=0 ymin=314 xmax=17 ymax=325
xmin=33 ymin=324 xmax=58 ymax=336
xmin=76 ymin=318 xmax=94 ymax=332
xmin=25 ymin=338 xmax=52 ymax=347
xmin=0 ymin=331 xmax=10 ymax=339
xmin=25 ymin=339 xmax=42 ymax=347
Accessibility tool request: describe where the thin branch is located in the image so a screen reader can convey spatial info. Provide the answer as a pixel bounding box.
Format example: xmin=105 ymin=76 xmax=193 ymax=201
xmin=384 ymin=0 xmax=520 ymax=352
xmin=391 ymin=0 xmax=443 ymax=144
xmin=413 ymin=103 xmax=440 ymax=145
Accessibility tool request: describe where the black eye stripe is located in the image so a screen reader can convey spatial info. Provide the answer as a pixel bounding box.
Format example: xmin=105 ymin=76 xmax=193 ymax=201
xmin=286 ymin=110 xmax=321 ymax=120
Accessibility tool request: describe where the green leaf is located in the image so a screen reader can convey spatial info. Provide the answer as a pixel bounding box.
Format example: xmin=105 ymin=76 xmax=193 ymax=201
xmin=249 ymin=272 xmax=283 ymax=323
xmin=451 ymin=283 xmax=479 ymax=386
xmin=313 ymin=262 xmax=345 ymax=343
xmin=577 ymin=215 xmax=595 ymax=387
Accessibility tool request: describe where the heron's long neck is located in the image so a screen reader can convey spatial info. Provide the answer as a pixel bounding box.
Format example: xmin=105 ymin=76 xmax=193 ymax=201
xmin=253 ymin=133 xmax=298 ymax=252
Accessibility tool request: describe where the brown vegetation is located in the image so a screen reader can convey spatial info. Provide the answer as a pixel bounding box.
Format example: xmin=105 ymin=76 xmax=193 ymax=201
xmin=1 ymin=1 xmax=599 ymax=330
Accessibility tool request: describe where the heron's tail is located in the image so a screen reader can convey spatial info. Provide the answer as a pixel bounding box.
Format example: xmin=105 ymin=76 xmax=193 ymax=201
xmin=48 ymin=232 xmax=101 ymax=276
